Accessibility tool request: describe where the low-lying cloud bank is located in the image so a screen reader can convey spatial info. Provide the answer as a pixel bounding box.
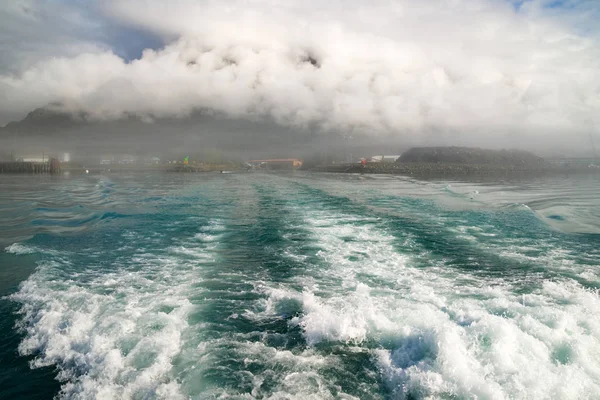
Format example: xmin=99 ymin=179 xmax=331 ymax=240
xmin=1 ymin=0 xmax=599 ymax=151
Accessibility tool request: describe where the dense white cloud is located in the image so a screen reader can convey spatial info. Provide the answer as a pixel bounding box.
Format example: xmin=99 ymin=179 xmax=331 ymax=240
xmin=1 ymin=0 xmax=599 ymax=150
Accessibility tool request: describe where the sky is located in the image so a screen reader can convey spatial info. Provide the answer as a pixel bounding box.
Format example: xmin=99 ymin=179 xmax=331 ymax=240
xmin=1 ymin=0 xmax=599 ymax=152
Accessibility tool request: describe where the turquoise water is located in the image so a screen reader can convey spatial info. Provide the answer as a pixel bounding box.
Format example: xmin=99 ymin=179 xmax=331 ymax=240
xmin=1 ymin=172 xmax=600 ymax=399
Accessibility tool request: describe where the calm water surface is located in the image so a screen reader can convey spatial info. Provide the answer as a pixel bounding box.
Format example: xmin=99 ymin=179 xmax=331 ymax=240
xmin=1 ymin=171 xmax=599 ymax=399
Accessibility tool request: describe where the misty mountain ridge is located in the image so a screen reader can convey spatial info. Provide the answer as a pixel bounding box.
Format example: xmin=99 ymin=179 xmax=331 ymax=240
xmin=0 ymin=105 xmax=322 ymax=159
xmin=0 ymin=104 xmax=411 ymax=161
xmin=1 ymin=104 xmax=593 ymax=161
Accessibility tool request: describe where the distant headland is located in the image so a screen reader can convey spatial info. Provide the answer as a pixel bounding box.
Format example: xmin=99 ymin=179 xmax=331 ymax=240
xmin=310 ymin=146 xmax=599 ymax=176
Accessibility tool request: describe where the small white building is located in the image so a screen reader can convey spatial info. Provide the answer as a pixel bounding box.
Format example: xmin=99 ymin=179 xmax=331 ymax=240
xmin=369 ymin=155 xmax=401 ymax=163
xmin=19 ymin=155 xmax=46 ymax=162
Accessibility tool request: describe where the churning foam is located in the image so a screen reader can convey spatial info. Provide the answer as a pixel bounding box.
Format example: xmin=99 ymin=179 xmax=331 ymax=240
xmin=261 ymin=205 xmax=600 ymax=399
xmin=11 ymin=258 xmax=192 ymax=399
xmin=5 ymin=243 xmax=39 ymax=255
xmin=8 ymin=220 xmax=228 ymax=399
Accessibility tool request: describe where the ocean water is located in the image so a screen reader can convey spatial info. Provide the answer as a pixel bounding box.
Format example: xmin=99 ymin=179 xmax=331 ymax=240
xmin=1 ymin=171 xmax=599 ymax=400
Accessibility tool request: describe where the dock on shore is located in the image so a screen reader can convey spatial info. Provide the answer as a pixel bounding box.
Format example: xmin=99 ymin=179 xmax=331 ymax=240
xmin=0 ymin=159 xmax=61 ymax=174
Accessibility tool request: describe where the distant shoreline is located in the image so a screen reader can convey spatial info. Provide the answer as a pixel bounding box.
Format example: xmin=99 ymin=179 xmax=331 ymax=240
xmin=2 ymin=159 xmax=599 ymax=178
xmin=309 ymin=162 xmax=600 ymax=177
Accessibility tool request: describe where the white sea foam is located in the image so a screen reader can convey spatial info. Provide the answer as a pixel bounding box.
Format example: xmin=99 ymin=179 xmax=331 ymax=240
xmin=12 ymin=259 xmax=192 ymax=399
xmin=8 ymin=221 xmax=225 ymax=399
xmin=266 ymin=206 xmax=600 ymax=399
xmin=193 ymin=232 xmax=221 ymax=243
xmin=185 ymin=338 xmax=356 ymax=399
xmin=5 ymin=243 xmax=39 ymax=255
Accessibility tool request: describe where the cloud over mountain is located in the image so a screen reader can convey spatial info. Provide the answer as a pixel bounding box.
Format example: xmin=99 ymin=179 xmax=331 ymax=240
xmin=1 ymin=0 xmax=599 ymax=151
